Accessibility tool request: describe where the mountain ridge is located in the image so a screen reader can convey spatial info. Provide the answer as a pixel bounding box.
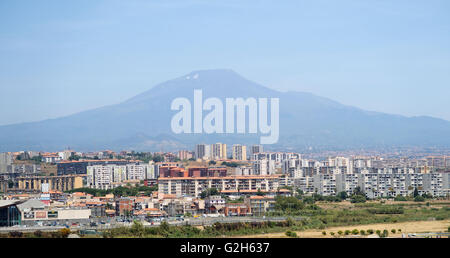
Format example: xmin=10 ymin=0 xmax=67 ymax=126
xmin=0 ymin=69 xmax=449 ymax=152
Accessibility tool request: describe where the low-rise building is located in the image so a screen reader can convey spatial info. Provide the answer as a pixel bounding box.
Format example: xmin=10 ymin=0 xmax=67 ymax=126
xmin=246 ymin=196 xmax=276 ymax=216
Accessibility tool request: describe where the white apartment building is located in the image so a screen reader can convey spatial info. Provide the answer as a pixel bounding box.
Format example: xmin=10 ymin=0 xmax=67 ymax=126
xmin=87 ymin=163 xmax=155 ymax=189
xmin=336 ymin=173 xmax=360 ymax=196
xmin=211 ymin=143 xmax=227 ymax=160
xmin=313 ymin=174 xmax=336 ymax=196
xmin=234 ymin=166 xmax=254 ymax=176
xmin=158 ymin=175 xmax=281 ymax=197
xmin=294 ymin=176 xmax=315 ymax=194
xmin=253 ymin=159 xmax=276 ymax=175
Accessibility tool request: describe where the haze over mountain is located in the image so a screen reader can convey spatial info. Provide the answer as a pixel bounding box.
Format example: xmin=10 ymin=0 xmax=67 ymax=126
xmin=1 ymin=69 xmax=449 ymax=152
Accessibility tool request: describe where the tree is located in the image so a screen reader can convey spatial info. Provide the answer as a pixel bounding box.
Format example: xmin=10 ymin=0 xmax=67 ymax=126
xmin=337 ymin=191 xmax=348 ymax=200
xmin=59 ymin=228 xmax=71 ymax=238
xmin=353 ymin=186 xmax=364 ymax=196
xmin=422 ymin=193 xmax=433 ymax=199
xmin=413 ymin=188 xmax=419 ymax=198
xmin=69 ymin=154 xmax=81 ymax=161
xmin=256 ymin=189 xmax=265 ymax=196
xmin=350 ymin=195 xmax=366 ymax=203
xmin=200 ymin=188 xmax=219 ymax=199
xmin=274 ymin=196 xmax=305 ymax=211
xmin=302 ymin=196 xmax=315 ymax=204
xmin=414 ymin=195 xmax=425 ymax=202
xmin=130 ymin=221 xmax=145 ymax=237
xmin=222 ymin=161 xmax=240 ymax=167
xmin=394 ymin=195 xmax=407 ymax=201
xmin=153 ymin=155 xmax=164 ymax=163
xmin=350 ymin=186 xmax=366 ymax=203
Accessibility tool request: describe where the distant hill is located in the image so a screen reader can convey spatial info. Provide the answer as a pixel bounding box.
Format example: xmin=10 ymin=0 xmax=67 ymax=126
xmin=0 ymin=69 xmax=449 ymax=152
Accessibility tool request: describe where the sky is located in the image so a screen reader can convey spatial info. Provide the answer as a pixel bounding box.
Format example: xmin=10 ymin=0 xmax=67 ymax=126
xmin=1 ymin=0 xmax=450 ymax=125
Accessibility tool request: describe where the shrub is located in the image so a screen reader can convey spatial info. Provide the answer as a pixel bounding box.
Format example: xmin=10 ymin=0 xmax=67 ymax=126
xmin=344 ymin=230 xmax=350 ymax=235
xmin=8 ymin=231 xmax=23 ymax=238
xmin=398 ymin=229 xmax=401 ymax=232
xmin=360 ymin=230 xmax=366 ymax=235
xmin=367 ymin=229 xmax=374 ymax=234
xmin=382 ymin=229 xmax=389 ymax=238
xmin=391 ymin=229 xmax=396 ymax=234
xmin=352 ymin=229 xmax=359 ymax=235
xmin=367 ymin=206 xmax=404 ymax=214
xmin=59 ymin=228 xmax=71 ymax=238
xmin=330 ymin=232 xmax=335 ymax=236
xmin=130 ymin=221 xmax=145 ymax=237
xmin=350 ymin=195 xmax=366 ymax=203
xmin=285 ymin=231 xmax=297 ymax=238
xmin=435 ymin=215 xmax=445 ymax=221
xmin=322 ymin=231 xmax=326 ymax=235
xmin=394 ymin=195 xmax=407 ymax=201
xmin=50 ymin=232 xmax=62 ymax=238
xmin=33 ymin=230 xmax=43 ymax=238
xmin=414 ymin=196 xmax=425 ymax=202
xmin=376 ymin=230 xmax=381 ymax=236
xmin=337 ymin=230 xmax=343 ymax=235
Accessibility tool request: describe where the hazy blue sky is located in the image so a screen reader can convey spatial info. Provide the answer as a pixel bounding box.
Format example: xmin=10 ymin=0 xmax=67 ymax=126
xmin=1 ymin=0 xmax=450 ymax=125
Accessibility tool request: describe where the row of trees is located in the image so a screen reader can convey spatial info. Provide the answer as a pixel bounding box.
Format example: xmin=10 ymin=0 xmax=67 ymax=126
xmin=294 ymin=187 xmax=367 ymax=204
xmin=66 ymin=184 xmax=158 ymax=197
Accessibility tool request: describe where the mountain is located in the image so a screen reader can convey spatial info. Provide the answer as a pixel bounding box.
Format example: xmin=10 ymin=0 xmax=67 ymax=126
xmin=1 ymin=69 xmax=449 ymax=152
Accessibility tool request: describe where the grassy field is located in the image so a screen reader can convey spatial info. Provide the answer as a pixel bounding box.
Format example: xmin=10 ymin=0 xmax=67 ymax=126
xmin=236 ymin=200 xmax=450 ymax=238
xmin=238 ymin=220 xmax=450 ymax=238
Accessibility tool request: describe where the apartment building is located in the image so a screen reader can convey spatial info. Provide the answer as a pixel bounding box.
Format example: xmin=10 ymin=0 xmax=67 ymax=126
xmin=178 ymin=150 xmax=194 ymax=160
xmin=294 ymin=176 xmax=315 ymax=195
xmin=195 ymin=144 xmax=211 ymax=160
xmin=335 ymin=173 xmax=359 ymax=196
xmin=0 ymin=175 xmax=84 ymax=193
xmin=211 ymin=143 xmax=227 ymax=160
xmin=158 ymin=175 xmax=281 ymax=197
xmin=313 ymin=174 xmax=336 ymax=196
xmin=86 ymin=164 xmax=155 ymax=189
xmin=246 ymin=195 xmax=275 ymax=216
xmin=251 ymin=145 xmax=263 ymax=155
xmin=232 ymin=145 xmax=247 ymax=161
xmin=253 ymin=159 xmax=276 ymax=175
